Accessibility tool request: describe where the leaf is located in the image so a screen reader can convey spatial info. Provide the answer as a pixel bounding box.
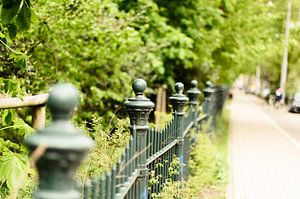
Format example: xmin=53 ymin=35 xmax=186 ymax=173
xmin=1 ymin=109 xmax=12 ymax=126
xmin=5 ymin=110 xmax=12 ymax=125
xmin=0 ymin=31 xmax=5 ymax=38
xmin=1 ymin=0 xmax=22 ymax=25
xmin=15 ymin=2 xmax=32 ymax=31
xmin=2 ymin=79 xmax=20 ymax=96
xmin=15 ymin=53 xmax=27 ymax=69
xmin=14 ymin=117 xmax=34 ymax=137
xmin=8 ymin=24 xmax=17 ymax=39
xmin=0 ymin=152 xmax=27 ymax=192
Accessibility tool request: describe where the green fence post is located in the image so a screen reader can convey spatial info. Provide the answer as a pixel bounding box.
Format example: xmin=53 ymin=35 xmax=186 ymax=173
xmin=169 ymin=82 xmax=188 ymax=181
xmin=24 ymin=84 xmax=94 ymax=199
xmin=187 ymin=80 xmax=201 ymax=142
xmin=124 ymin=79 xmax=154 ymax=199
xmin=203 ymin=81 xmax=214 ymax=117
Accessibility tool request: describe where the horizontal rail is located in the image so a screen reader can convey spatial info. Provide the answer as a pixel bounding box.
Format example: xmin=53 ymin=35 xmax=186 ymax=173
xmin=196 ymin=114 xmax=208 ymax=123
xmin=183 ymin=121 xmax=194 ymax=137
xmin=146 ymin=139 xmax=178 ymax=166
xmin=183 ymin=114 xmax=209 ymax=138
xmin=116 ymin=171 xmax=139 ymax=199
xmin=0 ymin=94 xmax=48 ymax=109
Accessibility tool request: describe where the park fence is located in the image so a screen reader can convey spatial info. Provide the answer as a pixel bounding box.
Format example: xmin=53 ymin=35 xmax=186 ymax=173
xmin=21 ymin=79 xmax=228 ymax=199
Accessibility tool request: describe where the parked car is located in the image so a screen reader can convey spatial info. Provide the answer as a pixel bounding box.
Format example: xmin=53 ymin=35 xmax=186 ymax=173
xmin=289 ymin=92 xmax=300 ymax=113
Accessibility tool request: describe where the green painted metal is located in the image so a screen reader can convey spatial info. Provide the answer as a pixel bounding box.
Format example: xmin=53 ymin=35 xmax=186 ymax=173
xmin=84 ymin=181 xmax=91 ymax=199
xmin=24 ymin=83 xmax=94 ymax=199
xmin=92 ymin=177 xmax=99 ymax=199
xmin=106 ymin=172 xmax=111 ymax=199
xmin=169 ymin=82 xmax=188 ymax=181
xmin=111 ymin=166 xmax=116 ymax=199
xmin=203 ymin=81 xmax=215 ymax=116
xmin=115 ymin=160 xmax=121 ymax=194
xmin=125 ymin=145 xmax=130 ymax=182
xmin=120 ymin=151 xmax=126 ymax=185
xmin=100 ymin=176 xmax=105 ymax=199
xmin=124 ymin=79 xmax=154 ymax=199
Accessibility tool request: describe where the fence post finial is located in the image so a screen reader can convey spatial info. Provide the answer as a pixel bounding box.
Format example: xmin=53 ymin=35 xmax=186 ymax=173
xmin=203 ymin=81 xmax=215 ymax=116
xmin=187 ymin=80 xmax=201 ymax=107
xmin=24 ymin=83 xmax=94 ymax=199
xmin=169 ymin=82 xmax=188 ymax=181
xmin=203 ymin=82 xmax=217 ymax=130
xmin=170 ymin=82 xmax=188 ymax=115
xmin=124 ymin=79 xmax=154 ymax=199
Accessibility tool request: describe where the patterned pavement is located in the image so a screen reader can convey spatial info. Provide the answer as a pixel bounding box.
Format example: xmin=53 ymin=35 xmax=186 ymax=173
xmin=226 ymin=92 xmax=300 ymax=199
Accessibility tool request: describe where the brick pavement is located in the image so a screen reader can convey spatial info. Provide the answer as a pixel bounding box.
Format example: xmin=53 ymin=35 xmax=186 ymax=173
xmin=226 ymin=92 xmax=300 ymax=199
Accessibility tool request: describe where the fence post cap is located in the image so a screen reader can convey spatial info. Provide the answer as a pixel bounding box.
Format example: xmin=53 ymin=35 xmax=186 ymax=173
xmin=132 ymin=78 xmax=147 ymax=96
xmin=169 ymin=82 xmax=188 ymax=115
xmin=124 ymin=79 xmax=154 ymax=109
xmin=205 ymin=80 xmax=213 ymax=87
xmin=187 ymin=80 xmax=201 ymax=95
xmin=187 ymin=80 xmax=201 ymax=104
xmin=203 ymin=81 xmax=216 ymax=97
xmin=47 ymin=83 xmax=78 ymax=120
xmin=169 ymin=82 xmax=188 ymax=101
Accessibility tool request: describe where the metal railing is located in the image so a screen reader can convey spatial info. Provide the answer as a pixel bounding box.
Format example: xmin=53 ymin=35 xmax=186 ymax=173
xmin=23 ymin=79 xmax=227 ymax=199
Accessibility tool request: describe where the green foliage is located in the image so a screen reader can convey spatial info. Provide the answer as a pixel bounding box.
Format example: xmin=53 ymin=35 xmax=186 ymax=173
xmin=77 ymin=117 xmax=130 ymax=181
xmin=0 ymin=0 xmax=36 ymax=38
xmin=188 ymin=110 xmax=229 ymax=198
xmin=152 ymin=181 xmax=193 ymax=199
xmin=0 ymin=79 xmax=34 ymax=197
xmin=154 ymin=108 xmax=230 ymax=198
xmin=149 ymin=155 xmax=184 ymax=199
xmin=0 ymin=153 xmax=28 ymax=194
xmin=152 ymin=111 xmax=173 ymax=129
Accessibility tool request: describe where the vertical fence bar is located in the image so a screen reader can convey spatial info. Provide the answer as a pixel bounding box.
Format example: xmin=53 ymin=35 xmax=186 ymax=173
xmin=111 ymin=166 xmax=117 ymax=199
xmin=116 ymin=159 xmax=121 ymax=194
xmin=153 ymin=130 xmax=156 ymax=154
xmin=147 ymin=129 xmax=150 ymax=159
xmin=121 ymin=151 xmax=126 ymax=185
xmin=150 ymin=129 xmax=154 ymax=157
xmin=100 ymin=176 xmax=105 ymax=199
xmin=169 ymin=82 xmax=188 ymax=181
xmin=92 ymin=177 xmax=99 ymax=199
xmin=203 ymin=81 xmax=216 ymax=132
xmin=106 ymin=172 xmax=111 ymax=199
xmin=130 ymin=137 xmax=134 ymax=174
xmin=125 ymin=145 xmax=130 ymax=182
xmin=133 ymin=130 xmax=137 ymax=172
xmin=124 ymin=79 xmax=154 ymax=199
xmin=84 ymin=180 xmax=91 ymax=199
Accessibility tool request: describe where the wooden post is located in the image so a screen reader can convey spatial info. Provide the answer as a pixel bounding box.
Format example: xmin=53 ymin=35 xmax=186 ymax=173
xmin=32 ymin=106 xmax=46 ymax=129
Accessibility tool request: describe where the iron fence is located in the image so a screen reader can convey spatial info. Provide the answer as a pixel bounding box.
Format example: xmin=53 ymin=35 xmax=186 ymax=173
xmin=24 ymin=79 xmax=227 ymax=199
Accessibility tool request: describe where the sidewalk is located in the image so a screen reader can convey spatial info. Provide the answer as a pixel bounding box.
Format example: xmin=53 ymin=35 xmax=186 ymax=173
xmin=226 ymin=92 xmax=300 ymax=199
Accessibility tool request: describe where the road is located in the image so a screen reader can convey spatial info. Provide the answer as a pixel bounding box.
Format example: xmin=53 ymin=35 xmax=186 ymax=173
xmin=226 ymin=91 xmax=300 ymax=199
